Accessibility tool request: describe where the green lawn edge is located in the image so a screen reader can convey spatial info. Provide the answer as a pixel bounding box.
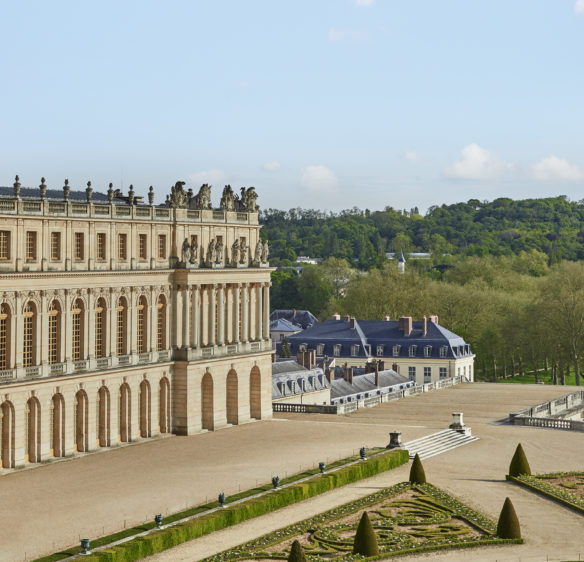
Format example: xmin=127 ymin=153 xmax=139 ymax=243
xmin=507 ymin=473 xmax=584 ymax=516
xmin=35 ymin=448 xmax=408 ymax=562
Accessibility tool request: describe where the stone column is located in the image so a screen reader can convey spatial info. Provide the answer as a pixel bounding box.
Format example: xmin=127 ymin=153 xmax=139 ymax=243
xmin=64 ymin=290 xmax=72 ymax=367
xmin=233 ymin=284 xmax=240 ymax=344
xmin=263 ymin=282 xmax=270 ymax=340
xmin=208 ymin=285 xmax=216 ymax=346
xmin=129 ymin=289 xmax=136 ymax=357
xmin=192 ymin=285 xmax=200 ymax=348
xmin=217 ymin=284 xmax=225 ymax=346
xmin=201 ymin=286 xmax=208 ymax=347
xmin=39 ymin=290 xmax=48 ymax=368
xmin=242 ymin=283 xmax=249 ymax=343
xmin=255 ymin=284 xmax=262 ymax=341
xmin=108 ymin=290 xmax=117 ymax=360
xmin=182 ymin=285 xmax=190 ymax=349
xmin=87 ymin=289 xmax=95 ymax=362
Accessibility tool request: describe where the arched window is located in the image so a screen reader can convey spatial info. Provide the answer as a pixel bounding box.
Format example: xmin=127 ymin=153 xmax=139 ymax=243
xmin=156 ymin=295 xmax=166 ymax=351
xmin=117 ymin=297 xmax=127 ymax=356
xmin=0 ymin=304 xmax=10 ymax=369
xmin=72 ymin=299 xmax=84 ymax=361
xmin=137 ymin=296 xmax=147 ymax=354
xmin=95 ymin=298 xmax=106 ymax=359
xmin=48 ymin=300 xmax=61 ymax=364
xmin=23 ymin=302 xmax=36 ymax=367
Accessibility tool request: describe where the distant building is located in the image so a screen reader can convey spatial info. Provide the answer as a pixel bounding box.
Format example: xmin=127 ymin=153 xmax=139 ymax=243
xmin=272 ymin=356 xmax=331 ymax=405
xmin=398 ymin=250 xmax=406 ymax=274
xmin=270 ymin=309 xmax=318 ymax=330
xmin=296 ymin=256 xmax=323 ymax=265
xmin=386 ymin=252 xmax=431 ymax=260
xmin=270 ymin=317 xmax=302 ymax=349
xmin=284 ymin=314 xmax=474 ymax=385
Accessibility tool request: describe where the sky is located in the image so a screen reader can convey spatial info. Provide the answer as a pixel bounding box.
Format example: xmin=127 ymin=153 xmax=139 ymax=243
xmin=1 ymin=0 xmax=584 ymax=213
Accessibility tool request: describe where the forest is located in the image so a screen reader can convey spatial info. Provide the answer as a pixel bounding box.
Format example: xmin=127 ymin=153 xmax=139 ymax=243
xmin=265 ymin=195 xmax=584 ymax=386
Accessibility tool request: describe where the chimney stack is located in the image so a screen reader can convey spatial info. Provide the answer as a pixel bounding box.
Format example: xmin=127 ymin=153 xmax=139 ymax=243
xmin=332 ymin=312 xmax=341 ymax=321
xmin=422 ymin=316 xmax=428 ymax=337
xmin=374 ymin=363 xmax=380 ymax=387
xmin=399 ymin=316 xmax=413 ymax=336
xmin=378 ymin=360 xmax=385 ymax=371
xmin=344 ymin=364 xmax=353 ymax=384
xmin=384 ymin=315 xmax=391 ymax=321
xmin=343 ymin=314 xmax=350 ymax=323
xmin=392 ymin=362 xmax=399 ymax=373
xmin=350 ymin=317 xmax=356 ymax=329
xmin=428 ymin=315 xmax=439 ymax=324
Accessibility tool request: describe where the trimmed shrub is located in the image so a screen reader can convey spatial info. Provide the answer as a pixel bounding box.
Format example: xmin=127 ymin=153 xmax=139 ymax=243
xmin=496 ymin=497 xmax=521 ymax=539
xmin=409 ymin=453 xmax=426 ymax=484
xmin=508 ymin=444 xmax=531 ymax=477
xmin=287 ymin=540 xmax=307 ymax=562
xmin=352 ymin=511 xmax=379 ymax=556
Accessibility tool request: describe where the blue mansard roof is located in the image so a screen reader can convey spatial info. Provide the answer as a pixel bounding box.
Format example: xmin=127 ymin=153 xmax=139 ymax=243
xmin=284 ymin=317 xmax=472 ymax=360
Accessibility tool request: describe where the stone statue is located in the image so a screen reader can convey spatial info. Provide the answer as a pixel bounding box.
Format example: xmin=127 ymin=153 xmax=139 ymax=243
xmin=206 ymin=238 xmax=216 ymax=265
xmin=254 ymin=240 xmax=262 ymax=264
xmin=220 ymin=185 xmax=236 ymax=211
xmin=240 ymin=239 xmax=247 ymax=264
xmin=181 ymin=238 xmax=191 ymax=263
xmin=245 ymin=186 xmax=258 ymax=212
xmin=261 ymin=240 xmax=269 ymax=263
xmin=193 ymin=184 xmax=212 ymax=210
xmin=189 ymin=238 xmax=198 ymax=264
xmin=215 ymin=238 xmax=224 ymax=264
xmin=231 ymin=239 xmax=240 ymax=266
xmin=169 ymin=181 xmax=188 ymax=208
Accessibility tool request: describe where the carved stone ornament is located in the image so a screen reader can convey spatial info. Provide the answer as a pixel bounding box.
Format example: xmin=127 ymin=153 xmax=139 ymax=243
xmin=261 ymin=240 xmax=269 ymax=264
xmin=192 ymin=184 xmax=212 ymax=210
xmin=215 ymin=238 xmax=224 ymax=264
xmin=39 ymin=177 xmax=47 ymax=199
xmin=181 ymin=238 xmax=191 ymax=263
xmin=220 ymin=185 xmax=236 ymax=211
xmin=148 ymin=186 xmax=154 ymax=205
xmin=189 ymin=238 xmax=198 ymax=264
xmin=236 ymin=186 xmax=259 ymax=212
xmin=169 ymin=181 xmax=188 ymax=208
xmin=13 ymin=175 xmax=21 ymax=198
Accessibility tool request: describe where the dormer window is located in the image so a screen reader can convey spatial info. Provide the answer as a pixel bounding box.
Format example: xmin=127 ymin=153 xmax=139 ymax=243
xmin=376 ymin=345 xmax=384 ymax=357
xmin=351 ymin=344 xmax=360 ymax=357
xmin=440 ymin=346 xmax=448 ymax=358
xmin=333 ymin=344 xmax=341 ymax=356
xmin=392 ymin=345 xmax=401 ymax=357
xmin=424 ymin=345 xmax=432 ymax=357
xmin=409 ymin=345 xmax=417 ymax=357
xmin=316 ymin=343 xmax=324 ymax=355
xmin=299 ymin=343 xmax=307 ymax=352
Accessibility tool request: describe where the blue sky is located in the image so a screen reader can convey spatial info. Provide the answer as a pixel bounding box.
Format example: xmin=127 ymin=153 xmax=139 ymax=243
xmin=1 ymin=0 xmax=583 ymax=212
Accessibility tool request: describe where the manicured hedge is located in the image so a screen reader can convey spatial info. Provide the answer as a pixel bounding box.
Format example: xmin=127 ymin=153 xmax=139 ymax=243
xmin=82 ymin=449 xmax=409 ymax=561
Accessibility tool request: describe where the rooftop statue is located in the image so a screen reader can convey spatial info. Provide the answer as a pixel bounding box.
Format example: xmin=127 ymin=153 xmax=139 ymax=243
xmin=169 ymin=181 xmax=188 ymax=208
xmin=192 ymin=184 xmax=212 ymax=210
xmin=220 ymin=185 xmax=236 ymax=211
xmin=237 ymin=186 xmax=259 ymax=212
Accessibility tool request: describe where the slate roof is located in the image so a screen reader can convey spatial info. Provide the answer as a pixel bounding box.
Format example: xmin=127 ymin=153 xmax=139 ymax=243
xmin=270 ymin=318 xmax=301 ymax=332
xmin=270 ymin=309 xmax=318 ymax=330
xmin=285 ymin=318 xmax=472 ymax=360
xmin=271 ymin=360 xmax=330 ymax=400
xmin=330 ymin=370 xmax=413 ymax=403
xmin=0 ymin=186 xmax=129 ymax=204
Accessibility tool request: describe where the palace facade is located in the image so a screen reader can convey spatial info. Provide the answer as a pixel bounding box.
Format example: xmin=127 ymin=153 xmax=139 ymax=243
xmin=0 ymin=177 xmax=273 ymax=468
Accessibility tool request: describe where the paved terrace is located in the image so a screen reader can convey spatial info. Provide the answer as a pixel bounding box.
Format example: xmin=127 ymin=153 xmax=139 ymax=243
xmin=3 ymin=383 xmax=583 ymax=561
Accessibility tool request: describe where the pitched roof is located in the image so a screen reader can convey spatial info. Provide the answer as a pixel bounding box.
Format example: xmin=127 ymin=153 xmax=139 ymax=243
xmin=330 ymin=370 xmax=411 ymax=400
xmin=270 ymin=318 xmax=301 ymax=332
xmin=270 ymin=309 xmax=318 ymax=330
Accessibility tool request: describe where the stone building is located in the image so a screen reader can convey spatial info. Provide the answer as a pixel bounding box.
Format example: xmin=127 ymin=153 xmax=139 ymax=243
xmin=0 ymin=177 xmax=272 ymax=468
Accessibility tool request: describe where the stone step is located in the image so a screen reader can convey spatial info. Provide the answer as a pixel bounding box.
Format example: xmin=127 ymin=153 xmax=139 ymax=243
xmin=404 ymin=429 xmax=479 ymax=460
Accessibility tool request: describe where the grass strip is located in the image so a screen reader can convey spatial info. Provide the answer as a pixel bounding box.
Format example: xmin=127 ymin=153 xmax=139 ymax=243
xmin=34 ymin=448 xmax=406 ymax=562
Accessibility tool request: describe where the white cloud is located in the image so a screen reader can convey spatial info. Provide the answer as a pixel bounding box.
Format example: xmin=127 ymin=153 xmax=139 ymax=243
xmin=263 ymin=161 xmax=281 ymax=172
xmin=328 ymin=27 xmax=367 ymax=42
xmin=187 ymin=169 xmax=227 ymax=186
xmin=239 ymin=81 xmax=251 ymax=88
xmin=300 ymin=165 xmax=338 ymax=191
xmin=533 ymin=156 xmax=584 ymax=182
xmin=444 ymin=143 xmax=512 ymax=180
xmin=355 ymin=0 xmax=374 ymax=6
xmin=576 ymin=0 xmax=584 ymax=15
xmin=404 ymin=151 xmax=419 ymax=162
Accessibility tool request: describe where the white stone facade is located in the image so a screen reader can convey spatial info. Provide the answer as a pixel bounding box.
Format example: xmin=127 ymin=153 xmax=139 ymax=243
xmin=0 ymin=180 xmax=273 ymax=468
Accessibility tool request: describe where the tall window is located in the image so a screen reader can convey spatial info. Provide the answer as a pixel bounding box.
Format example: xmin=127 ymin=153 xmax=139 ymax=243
xmin=0 ymin=304 xmax=10 ymax=369
xmin=96 ymin=233 xmax=106 ymax=260
xmin=117 ymin=297 xmax=127 ymax=356
xmin=424 ymin=366 xmax=432 ymax=382
xmin=72 ymin=299 xmax=84 ymax=361
xmin=139 ymin=234 xmax=147 ymax=259
xmin=74 ymin=232 xmax=84 ymax=260
xmin=50 ymin=232 xmax=61 ymax=261
xmin=23 ymin=302 xmax=35 ymax=367
xmin=95 ymin=298 xmax=106 ymax=358
xmin=48 ymin=300 xmax=61 ymax=364
xmin=26 ymin=231 xmax=37 ymax=261
xmin=0 ymin=231 xmax=10 ymax=260
xmin=157 ymin=295 xmax=166 ymax=351
xmin=137 ymin=296 xmax=147 ymax=353
xmin=158 ymin=235 xmax=166 ymax=259
xmin=351 ymin=345 xmax=359 ymax=357
xmin=118 ymin=233 xmax=127 ymax=260
xmin=408 ymin=366 xmax=416 ymax=381
xmin=440 ymin=367 xmax=447 ymax=379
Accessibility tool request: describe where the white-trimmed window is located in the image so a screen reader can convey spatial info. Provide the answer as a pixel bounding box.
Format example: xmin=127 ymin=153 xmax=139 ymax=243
xmin=333 ymin=344 xmax=342 ymax=356
xmin=158 ymin=234 xmax=167 ymax=259
xmin=26 ymin=231 xmax=37 ymax=261
xmin=118 ymin=233 xmax=128 ymax=261
xmin=0 ymin=231 xmax=10 ymax=260
xmin=440 ymin=346 xmax=448 ymax=358
xmin=50 ymin=232 xmax=61 ymax=261
xmin=424 ymin=367 xmax=431 ymax=382
xmin=139 ymin=234 xmax=147 ymax=260
xmin=96 ymin=233 xmax=106 ymax=261
xmin=351 ymin=344 xmax=359 ymax=357
xmin=376 ymin=345 xmax=384 ymax=357
xmin=424 ymin=345 xmax=432 ymax=357
xmin=408 ymin=366 xmax=416 ymax=381
xmin=74 ymin=232 xmax=84 ymax=260
xmin=409 ymin=345 xmax=417 ymax=357
xmin=316 ymin=343 xmax=324 ymax=355
xmin=392 ymin=345 xmax=401 ymax=357
xmin=440 ymin=367 xmax=447 ymax=379
xmin=299 ymin=343 xmax=307 ymax=352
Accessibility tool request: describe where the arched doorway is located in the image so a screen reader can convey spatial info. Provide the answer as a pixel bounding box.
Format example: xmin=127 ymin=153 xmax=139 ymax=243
xmin=26 ymin=397 xmax=41 ymax=463
xmin=119 ymin=383 xmax=131 ymax=442
xmin=51 ymin=394 xmax=65 ymax=457
xmin=75 ymin=390 xmax=88 ymax=452
xmin=201 ymin=372 xmax=214 ymax=430
xmin=139 ymin=380 xmax=151 ymax=438
xmin=159 ymin=377 xmax=170 ymax=433
xmin=0 ymin=400 xmax=15 ymax=468
xmin=250 ymin=366 xmax=261 ymax=419
xmin=97 ymin=386 xmax=110 ymax=447
xmin=226 ymin=370 xmax=238 ymax=425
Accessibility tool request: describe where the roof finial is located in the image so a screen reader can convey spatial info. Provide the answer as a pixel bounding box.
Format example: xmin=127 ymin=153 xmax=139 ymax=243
xmin=63 ymin=179 xmax=70 ymax=201
xmin=148 ymin=185 xmax=154 ymax=206
xmin=86 ymin=181 xmax=93 ymax=202
xmin=39 ymin=177 xmax=47 ymax=200
xmin=128 ymin=184 xmax=135 ymax=205
xmin=13 ymin=175 xmax=21 ymax=199
xmin=107 ymin=182 xmax=114 ymax=203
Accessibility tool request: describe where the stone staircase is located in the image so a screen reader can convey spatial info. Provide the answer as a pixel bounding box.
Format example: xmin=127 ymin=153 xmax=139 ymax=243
xmin=404 ymin=429 xmax=479 ymax=460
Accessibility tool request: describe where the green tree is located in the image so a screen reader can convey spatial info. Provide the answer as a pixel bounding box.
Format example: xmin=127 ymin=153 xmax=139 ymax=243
xmin=496 ymin=497 xmax=521 ymax=539
xmin=287 ymin=540 xmax=307 ymax=562
xmin=409 ymin=453 xmax=427 ymax=484
xmin=280 ymin=336 xmax=291 ymax=358
xmin=352 ymin=511 xmax=379 ymax=556
xmin=508 ymin=444 xmax=531 ymax=477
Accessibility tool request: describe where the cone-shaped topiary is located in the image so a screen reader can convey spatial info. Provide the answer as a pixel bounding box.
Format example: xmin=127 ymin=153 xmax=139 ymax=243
xmin=352 ymin=511 xmax=379 ymax=556
xmin=508 ymin=443 xmax=531 ymax=477
xmin=288 ymin=539 xmax=307 ymax=562
xmin=496 ymin=497 xmax=521 ymax=539
xmin=409 ymin=453 xmax=427 ymax=484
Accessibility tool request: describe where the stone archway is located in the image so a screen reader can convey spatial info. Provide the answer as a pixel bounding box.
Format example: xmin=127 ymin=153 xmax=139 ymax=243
xmin=226 ymin=370 xmax=238 ymax=425
xmin=0 ymin=400 xmax=15 ymax=468
xmin=250 ymin=366 xmax=262 ymax=420
xmin=201 ymin=372 xmax=214 ymax=430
